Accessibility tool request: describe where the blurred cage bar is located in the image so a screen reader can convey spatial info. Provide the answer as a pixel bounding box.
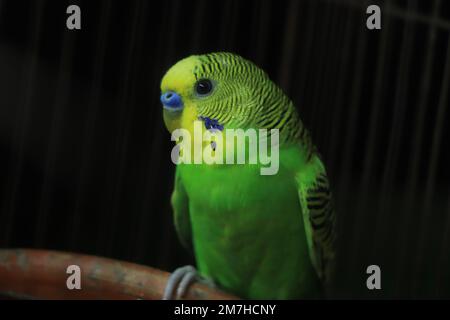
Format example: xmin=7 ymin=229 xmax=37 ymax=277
xmin=0 ymin=0 xmax=449 ymax=298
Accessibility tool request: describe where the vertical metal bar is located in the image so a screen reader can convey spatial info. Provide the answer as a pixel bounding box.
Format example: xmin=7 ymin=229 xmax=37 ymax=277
xmin=323 ymin=4 xmax=354 ymax=295
xmin=394 ymin=0 xmax=441 ymax=296
xmin=218 ymin=0 xmax=238 ymax=49
xmin=0 ymin=1 xmax=46 ymax=245
xmin=34 ymin=20 xmax=77 ymax=247
xmin=68 ymin=0 xmax=112 ymax=249
xmin=309 ymin=0 xmax=334 ymax=134
xmin=189 ymin=0 xmax=207 ymax=52
xmin=254 ymin=0 xmax=271 ymax=66
xmin=437 ymin=188 xmax=450 ymax=295
xmin=297 ymin=0 xmax=319 ymax=98
xmin=100 ymin=0 xmax=144 ymax=257
xmin=130 ymin=3 xmax=167 ymax=262
xmin=412 ymin=33 xmax=450 ymax=294
xmin=133 ymin=0 xmax=182 ymax=264
xmin=355 ymin=0 xmax=392 ymax=218
xmin=326 ymin=7 xmax=354 ymax=178
xmin=337 ymin=2 xmax=368 ymax=197
xmin=148 ymin=0 xmax=186 ymax=268
xmin=317 ymin=3 xmax=345 ymax=154
xmin=278 ymin=0 xmax=301 ymax=91
xmin=0 ymin=0 xmax=4 ymax=20
xmin=371 ymin=0 xmax=417 ymax=267
xmin=337 ymin=0 xmax=370 ymax=283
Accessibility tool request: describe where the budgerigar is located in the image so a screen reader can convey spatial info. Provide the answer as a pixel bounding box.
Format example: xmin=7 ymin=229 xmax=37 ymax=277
xmin=160 ymin=52 xmax=336 ymax=299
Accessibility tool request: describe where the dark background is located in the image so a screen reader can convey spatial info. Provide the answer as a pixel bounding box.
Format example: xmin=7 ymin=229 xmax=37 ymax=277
xmin=0 ymin=0 xmax=449 ymax=298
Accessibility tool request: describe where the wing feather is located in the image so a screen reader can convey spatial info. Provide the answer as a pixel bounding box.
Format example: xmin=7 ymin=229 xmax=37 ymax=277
xmin=171 ymin=167 xmax=193 ymax=252
xmin=296 ymin=156 xmax=336 ymax=286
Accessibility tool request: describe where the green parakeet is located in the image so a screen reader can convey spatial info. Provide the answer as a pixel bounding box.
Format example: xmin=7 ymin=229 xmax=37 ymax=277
xmin=160 ymin=52 xmax=336 ymax=299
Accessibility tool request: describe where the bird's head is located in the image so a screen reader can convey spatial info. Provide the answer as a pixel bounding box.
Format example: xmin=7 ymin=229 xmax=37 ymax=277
xmin=160 ymin=52 xmax=293 ymax=136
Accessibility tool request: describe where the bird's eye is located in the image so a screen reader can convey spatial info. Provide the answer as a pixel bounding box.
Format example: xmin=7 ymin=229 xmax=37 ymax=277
xmin=194 ymin=79 xmax=213 ymax=96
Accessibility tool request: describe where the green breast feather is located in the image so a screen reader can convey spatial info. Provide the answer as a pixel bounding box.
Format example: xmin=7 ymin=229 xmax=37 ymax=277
xmin=171 ymin=144 xmax=335 ymax=299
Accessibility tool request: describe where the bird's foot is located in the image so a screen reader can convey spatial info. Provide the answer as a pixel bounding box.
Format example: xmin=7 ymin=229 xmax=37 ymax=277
xmin=162 ymin=265 xmax=215 ymax=300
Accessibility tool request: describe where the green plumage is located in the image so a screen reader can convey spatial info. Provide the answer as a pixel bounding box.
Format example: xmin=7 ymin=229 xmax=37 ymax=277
xmin=162 ymin=52 xmax=336 ymax=299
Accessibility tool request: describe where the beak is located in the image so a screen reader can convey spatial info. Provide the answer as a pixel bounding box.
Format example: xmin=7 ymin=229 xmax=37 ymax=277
xmin=160 ymin=91 xmax=183 ymax=111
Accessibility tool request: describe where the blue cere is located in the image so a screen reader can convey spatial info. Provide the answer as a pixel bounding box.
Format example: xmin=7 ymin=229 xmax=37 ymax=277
xmin=161 ymin=91 xmax=183 ymax=111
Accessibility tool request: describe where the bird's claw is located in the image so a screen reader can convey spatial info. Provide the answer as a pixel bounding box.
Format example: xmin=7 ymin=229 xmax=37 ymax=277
xmin=163 ymin=265 xmax=199 ymax=300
